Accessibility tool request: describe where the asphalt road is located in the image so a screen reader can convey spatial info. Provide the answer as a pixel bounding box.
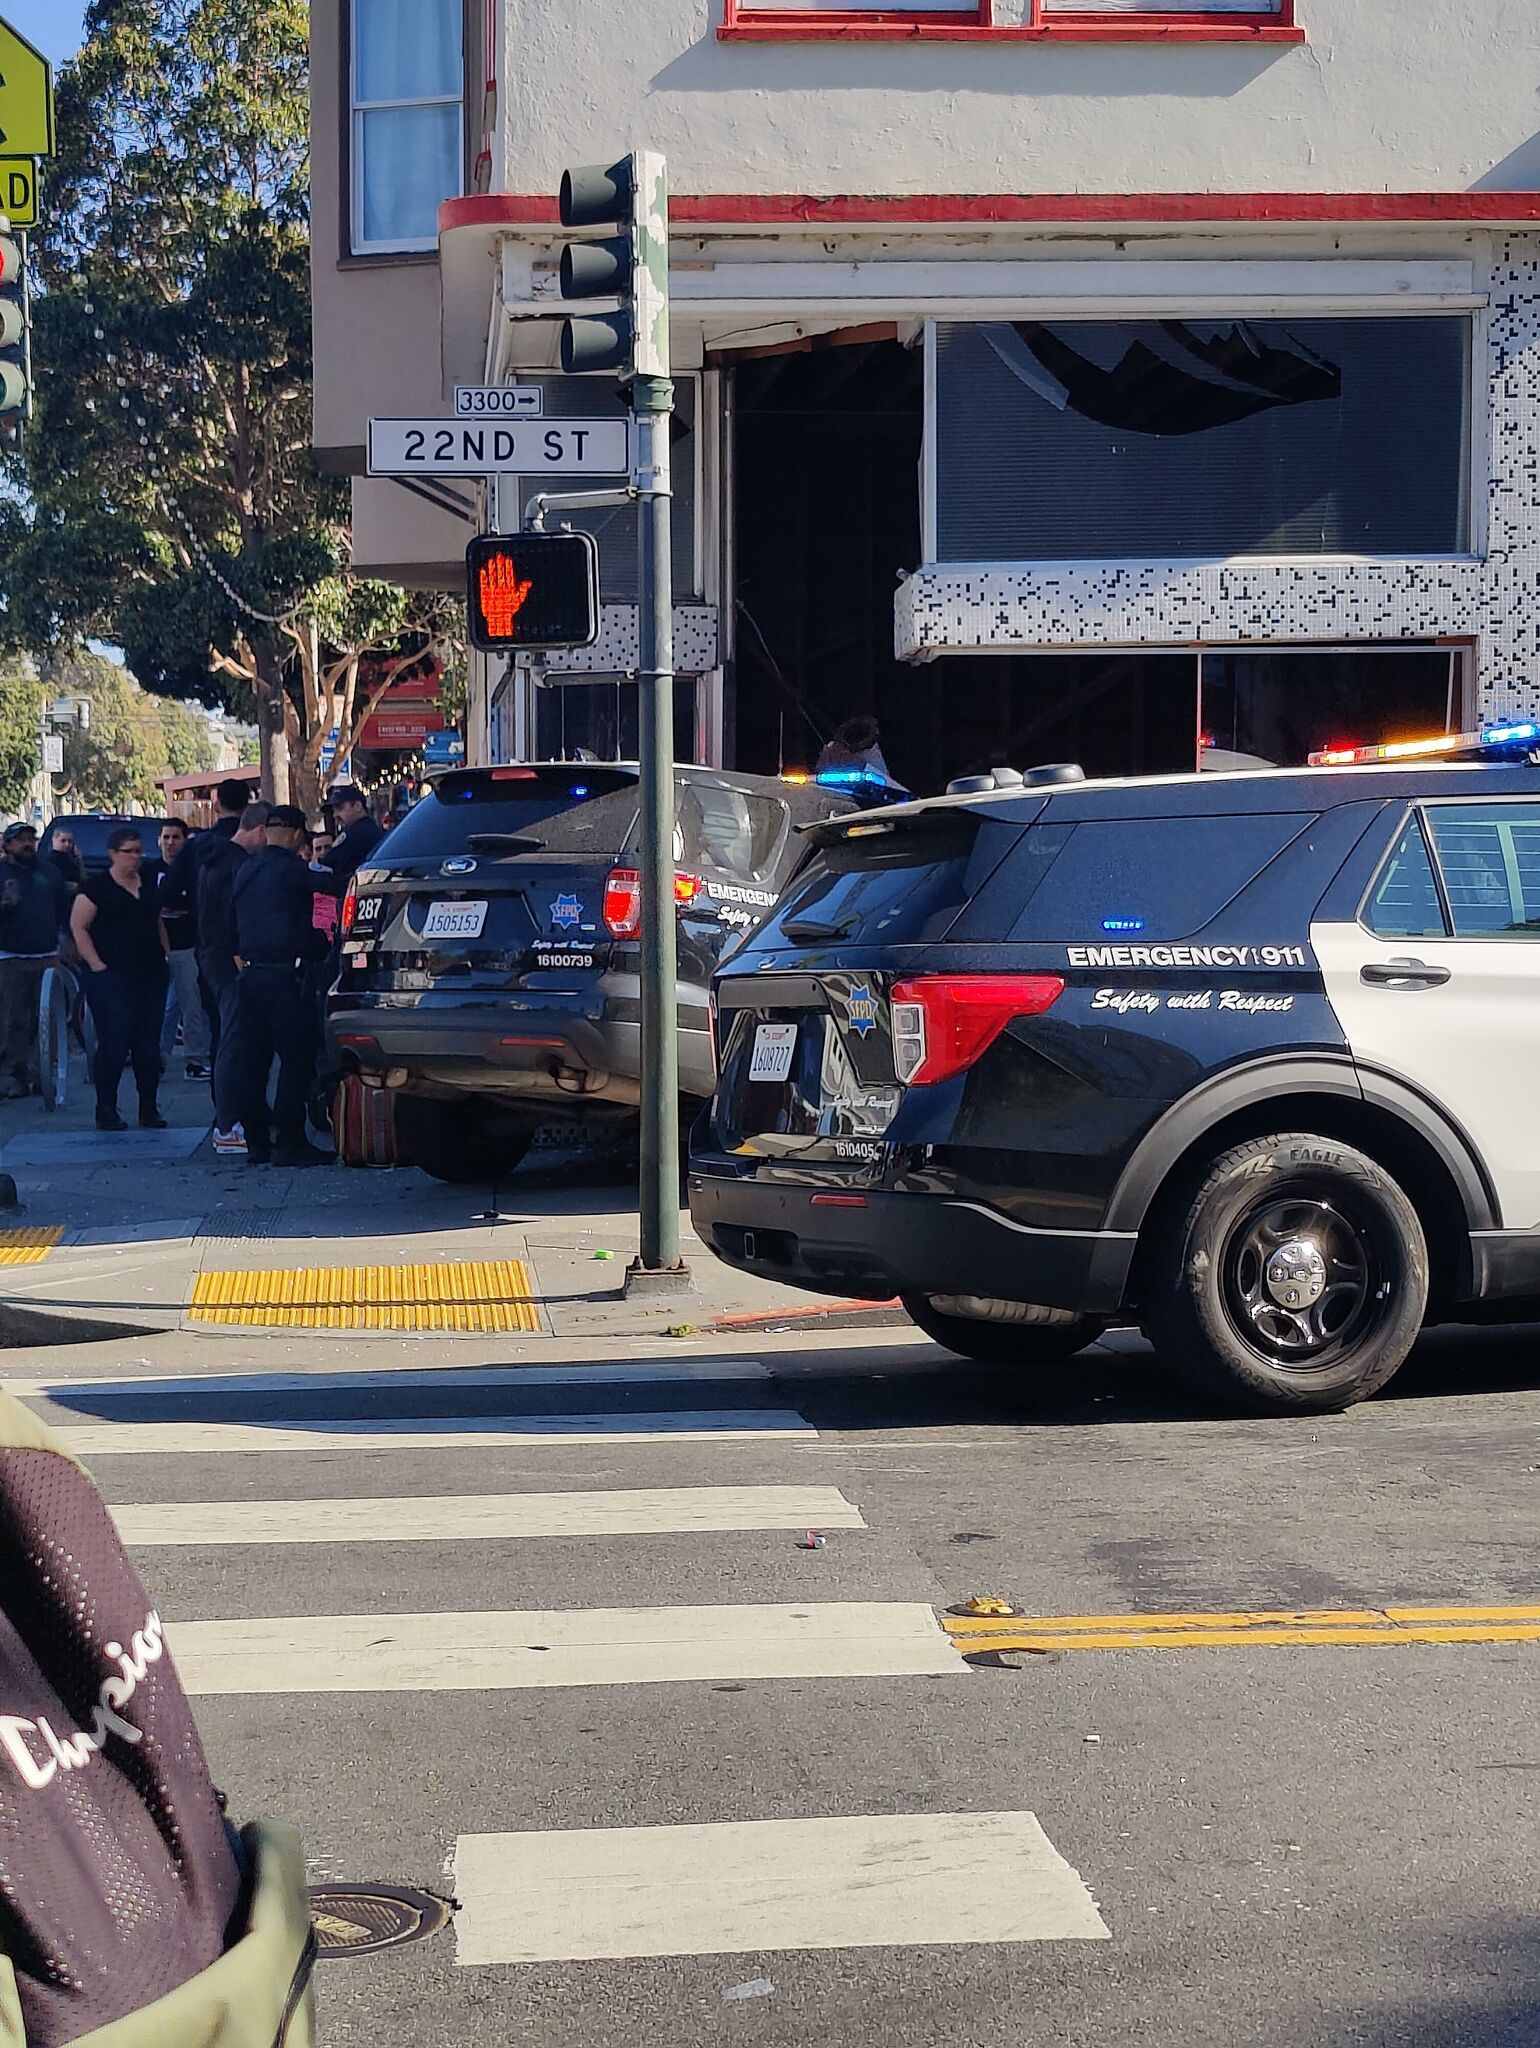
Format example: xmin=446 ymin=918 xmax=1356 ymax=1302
xmin=21 ymin=1313 xmax=1540 ymax=2048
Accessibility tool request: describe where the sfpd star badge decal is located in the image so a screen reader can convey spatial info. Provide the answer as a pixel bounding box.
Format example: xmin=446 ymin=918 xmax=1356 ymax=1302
xmin=845 ymin=985 xmax=879 ymax=1037
xmin=550 ymin=893 xmax=583 ymax=930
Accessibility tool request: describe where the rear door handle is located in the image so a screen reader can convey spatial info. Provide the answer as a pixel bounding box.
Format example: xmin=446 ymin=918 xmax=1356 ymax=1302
xmin=1360 ymin=957 xmax=1452 ymax=989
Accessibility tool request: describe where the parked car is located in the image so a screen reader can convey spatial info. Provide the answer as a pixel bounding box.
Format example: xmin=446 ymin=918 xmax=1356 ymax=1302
xmin=691 ymin=724 xmax=1540 ymax=1414
xmin=43 ymin=813 xmax=172 ymax=875
xmin=326 ymin=762 xmax=855 ymax=1182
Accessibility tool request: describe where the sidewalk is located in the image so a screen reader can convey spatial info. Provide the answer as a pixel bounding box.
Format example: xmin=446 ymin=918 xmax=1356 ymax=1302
xmin=0 ymin=1068 xmax=894 ymax=1347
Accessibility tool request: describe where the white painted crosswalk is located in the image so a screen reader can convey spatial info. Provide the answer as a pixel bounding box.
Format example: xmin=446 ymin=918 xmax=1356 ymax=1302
xmin=18 ymin=1349 xmax=1112 ymax=1978
xmin=113 ymin=1483 xmax=867 ymax=1545
xmin=454 ymin=1812 xmax=1110 ymax=1962
xmin=168 ymin=1601 xmax=965 ymax=1695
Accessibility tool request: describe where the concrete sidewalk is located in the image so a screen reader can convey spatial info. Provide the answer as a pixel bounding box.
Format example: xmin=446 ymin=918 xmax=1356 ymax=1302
xmin=0 ymin=1068 xmax=890 ymax=1346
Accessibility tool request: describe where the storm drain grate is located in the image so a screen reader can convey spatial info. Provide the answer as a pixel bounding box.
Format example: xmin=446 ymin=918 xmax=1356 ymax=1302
xmin=189 ymin=1258 xmax=542 ymax=1331
xmin=308 ymin=1884 xmax=454 ymax=1958
xmin=196 ymin=1210 xmax=284 ymax=1242
xmin=0 ymin=1226 xmax=64 ymax=1266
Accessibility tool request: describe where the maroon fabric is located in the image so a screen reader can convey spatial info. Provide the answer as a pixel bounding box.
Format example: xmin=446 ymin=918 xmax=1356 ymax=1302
xmin=0 ymin=1444 xmax=242 ymax=2044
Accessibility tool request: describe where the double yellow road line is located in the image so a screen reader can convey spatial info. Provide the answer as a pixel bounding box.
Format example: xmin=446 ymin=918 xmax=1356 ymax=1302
xmin=944 ymin=1605 xmax=1540 ymax=1653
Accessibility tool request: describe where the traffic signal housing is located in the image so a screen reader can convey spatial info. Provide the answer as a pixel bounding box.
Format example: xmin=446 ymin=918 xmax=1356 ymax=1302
xmin=465 ymin=531 xmax=600 ymax=652
xmin=557 ymin=151 xmax=668 ymax=381
xmin=0 ymin=226 xmax=30 ymax=423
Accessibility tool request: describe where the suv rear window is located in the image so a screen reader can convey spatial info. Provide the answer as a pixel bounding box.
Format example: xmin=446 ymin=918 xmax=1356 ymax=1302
xmin=677 ymin=782 xmax=786 ymax=883
xmin=376 ymin=772 xmax=640 ymax=860
xmin=1005 ymin=813 xmax=1315 ymax=941
xmin=745 ymin=816 xmax=1012 ymax=951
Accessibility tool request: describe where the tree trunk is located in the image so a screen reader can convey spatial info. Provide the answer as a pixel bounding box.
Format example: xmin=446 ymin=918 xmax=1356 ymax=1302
xmin=252 ymin=632 xmax=290 ymax=805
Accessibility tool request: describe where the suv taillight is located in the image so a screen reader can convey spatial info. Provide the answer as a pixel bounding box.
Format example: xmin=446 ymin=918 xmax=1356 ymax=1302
xmin=604 ymin=868 xmax=642 ymax=937
xmin=603 ymin=867 xmax=703 ymax=937
xmin=341 ymin=880 xmax=358 ymax=934
xmin=889 ymin=974 xmax=1065 ymax=1086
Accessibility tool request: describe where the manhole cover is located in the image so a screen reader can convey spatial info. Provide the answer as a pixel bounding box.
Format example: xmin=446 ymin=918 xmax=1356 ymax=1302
xmin=308 ymin=1884 xmax=453 ymax=1958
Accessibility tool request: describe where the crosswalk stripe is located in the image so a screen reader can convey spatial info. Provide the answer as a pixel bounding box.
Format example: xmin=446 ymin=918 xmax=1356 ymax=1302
xmin=114 ymin=1485 xmax=867 ymax=1546
xmin=3 ymin=1359 xmax=771 ymax=1401
xmin=453 ymin=1811 xmax=1109 ymax=1962
xmin=166 ymin=1602 xmax=965 ymax=1694
xmin=55 ymin=1410 xmax=813 ymax=1456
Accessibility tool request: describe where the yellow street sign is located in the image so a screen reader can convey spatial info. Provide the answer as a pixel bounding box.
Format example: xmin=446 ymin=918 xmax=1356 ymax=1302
xmin=0 ymin=157 xmax=36 ymax=228
xmin=0 ymin=20 xmax=53 ymax=158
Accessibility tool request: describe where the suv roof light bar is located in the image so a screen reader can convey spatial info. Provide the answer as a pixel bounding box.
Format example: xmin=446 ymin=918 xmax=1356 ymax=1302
xmin=1310 ymin=722 xmax=1540 ymax=769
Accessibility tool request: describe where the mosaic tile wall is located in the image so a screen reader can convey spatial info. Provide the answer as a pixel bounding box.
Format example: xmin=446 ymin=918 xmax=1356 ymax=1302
xmin=897 ymin=234 xmax=1540 ymax=722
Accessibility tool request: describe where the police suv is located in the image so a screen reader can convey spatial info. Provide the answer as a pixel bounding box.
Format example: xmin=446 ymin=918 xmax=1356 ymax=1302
xmin=690 ymin=723 xmax=1540 ymax=1413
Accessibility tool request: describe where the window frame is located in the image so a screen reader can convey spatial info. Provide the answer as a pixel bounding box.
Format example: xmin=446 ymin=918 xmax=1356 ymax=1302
xmin=719 ymin=0 xmax=1298 ymax=44
xmin=1360 ymin=796 xmax=1540 ymax=944
xmin=348 ymin=0 xmax=467 ymax=257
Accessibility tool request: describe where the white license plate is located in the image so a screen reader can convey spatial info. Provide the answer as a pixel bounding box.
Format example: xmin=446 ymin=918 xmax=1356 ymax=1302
xmin=422 ymin=899 xmax=488 ymax=940
xmin=749 ymin=1021 xmax=798 ymax=1082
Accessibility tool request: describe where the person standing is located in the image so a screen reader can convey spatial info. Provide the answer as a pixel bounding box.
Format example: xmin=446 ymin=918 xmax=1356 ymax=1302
xmin=199 ymin=802 xmax=268 ymax=1156
xmin=163 ymin=778 xmax=251 ymax=1072
xmin=70 ymin=826 xmax=170 ymax=1132
xmin=320 ymin=784 xmax=383 ymax=892
xmin=0 ymin=823 xmax=68 ymax=1100
xmin=156 ymin=818 xmax=212 ymax=1078
xmin=227 ymin=805 xmax=335 ymax=1167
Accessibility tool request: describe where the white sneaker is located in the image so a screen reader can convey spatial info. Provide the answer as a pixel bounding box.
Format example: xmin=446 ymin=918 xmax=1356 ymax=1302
xmin=213 ymin=1125 xmax=247 ymax=1157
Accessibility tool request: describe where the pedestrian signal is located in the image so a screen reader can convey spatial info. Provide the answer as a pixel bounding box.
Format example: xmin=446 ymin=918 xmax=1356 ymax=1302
xmin=465 ymin=532 xmax=600 ymax=652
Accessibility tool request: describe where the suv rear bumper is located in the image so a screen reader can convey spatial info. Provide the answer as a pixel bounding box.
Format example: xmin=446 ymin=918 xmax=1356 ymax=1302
xmin=688 ymin=1170 xmax=1135 ymax=1313
xmin=328 ymin=995 xmax=713 ymax=1103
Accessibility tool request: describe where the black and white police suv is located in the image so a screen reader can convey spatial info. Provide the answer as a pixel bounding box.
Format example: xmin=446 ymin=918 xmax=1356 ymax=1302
xmin=326 ymin=762 xmax=855 ymax=1182
xmin=690 ymin=722 xmax=1540 ymax=1413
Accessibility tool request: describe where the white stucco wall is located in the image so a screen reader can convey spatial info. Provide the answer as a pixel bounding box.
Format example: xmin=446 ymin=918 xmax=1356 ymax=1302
xmin=494 ymin=0 xmax=1539 ymax=199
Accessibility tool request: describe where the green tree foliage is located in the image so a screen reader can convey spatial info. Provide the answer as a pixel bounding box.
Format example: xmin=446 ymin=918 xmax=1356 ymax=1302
xmin=42 ymin=650 xmax=218 ymax=812
xmin=0 ymin=665 xmax=45 ymax=814
xmin=3 ymin=0 xmax=331 ymax=788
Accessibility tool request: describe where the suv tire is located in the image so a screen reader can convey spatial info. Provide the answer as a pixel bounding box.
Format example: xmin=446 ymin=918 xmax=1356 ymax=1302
xmin=1144 ymin=1132 xmax=1428 ymax=1414
xmin=396 ymin=1097 xmax=535 ymax=1186
xmin=902 ymin=1294 xmax=1105 ymax=1365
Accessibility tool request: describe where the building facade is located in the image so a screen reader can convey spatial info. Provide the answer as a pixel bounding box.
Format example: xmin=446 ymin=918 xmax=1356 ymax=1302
xmin=310 ymin=0 xmax=1540 ymax=790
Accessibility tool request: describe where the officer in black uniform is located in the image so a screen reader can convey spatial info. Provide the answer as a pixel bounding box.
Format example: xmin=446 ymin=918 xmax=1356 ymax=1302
xmin=227 ymin=805 xmax=338 ymax=1167
xmin=320 ymin=785 xmax=383 ymax=893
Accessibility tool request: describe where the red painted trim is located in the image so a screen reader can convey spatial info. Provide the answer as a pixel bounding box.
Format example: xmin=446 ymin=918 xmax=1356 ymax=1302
xmin=717 ymin=19 xmax=1301 ymax=37
xmin=442 ymin=190 xmax=1540 ymax=233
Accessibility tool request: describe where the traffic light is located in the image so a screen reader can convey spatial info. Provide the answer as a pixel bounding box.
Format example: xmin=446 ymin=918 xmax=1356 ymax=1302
xmin=0 ymin=224 xmax=30 ymax=423
xmin=557 ymin=151 xmax=668 ymax=381
xmin=465 ymin=531 xmax=600 ymax=652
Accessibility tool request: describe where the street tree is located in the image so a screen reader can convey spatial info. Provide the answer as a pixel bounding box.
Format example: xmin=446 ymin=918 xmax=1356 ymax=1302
xmin=0 ymin=665 xmax=44 ymax=815
xmin=3 ymin=0 xmax=331 ymax=798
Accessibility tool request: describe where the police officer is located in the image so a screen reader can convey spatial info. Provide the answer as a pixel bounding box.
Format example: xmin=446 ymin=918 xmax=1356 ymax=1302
xmin=227 ymin=805 xmax=337 ymax=1167
xmin=199 ymin=802 xmax=269 ymax=1156
xmin=320 ymin=785 xmax=383 ymax=893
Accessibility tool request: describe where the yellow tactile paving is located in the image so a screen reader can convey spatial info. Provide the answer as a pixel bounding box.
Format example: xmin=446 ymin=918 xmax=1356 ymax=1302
xmin=0 ymin=1225 xmax=64 ymax=1266
xmin=189 ymin=1259 xmax=542 ymax=1332
xmin=943 ymin=1604 xmax=1540 ymax=1653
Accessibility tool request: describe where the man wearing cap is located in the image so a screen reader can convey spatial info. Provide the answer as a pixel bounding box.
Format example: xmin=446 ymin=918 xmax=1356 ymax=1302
xmin=226 ymin=805 xmax=337 ymax=1167
xmin=320 ymin=785 xmax=383 ymax=893
xmin=0 ymin=823 xmax=68 ymax=1099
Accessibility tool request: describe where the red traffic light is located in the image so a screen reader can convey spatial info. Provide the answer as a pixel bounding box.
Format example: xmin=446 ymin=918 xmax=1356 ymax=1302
xmin=465 ymin=532 xmax=600 ymax=652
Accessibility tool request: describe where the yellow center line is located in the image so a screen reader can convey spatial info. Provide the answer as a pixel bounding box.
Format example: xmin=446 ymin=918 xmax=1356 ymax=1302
xmin=943 ymin=1604 xmax=1540 ymax=1653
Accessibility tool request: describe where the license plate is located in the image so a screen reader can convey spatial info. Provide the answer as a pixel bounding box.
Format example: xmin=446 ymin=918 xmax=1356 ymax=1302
xmin=749 ymin=1021 xmax=798 ymax=1082
xmin=422 ymin=899 xmax=488 ymax=940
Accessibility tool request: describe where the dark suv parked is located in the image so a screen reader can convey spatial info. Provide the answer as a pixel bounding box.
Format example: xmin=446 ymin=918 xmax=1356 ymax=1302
xmin=691 ymin=731 xmax=1540 ymax=1413
xmin=326 ymin=762 xmax=852 ymax=1181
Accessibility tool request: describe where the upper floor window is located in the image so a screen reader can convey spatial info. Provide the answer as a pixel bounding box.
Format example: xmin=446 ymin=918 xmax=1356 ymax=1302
xmin=930 ymin=314 xmax=1470 ymax=564
xmin=351 ymin=0 xmax=464 ymax=255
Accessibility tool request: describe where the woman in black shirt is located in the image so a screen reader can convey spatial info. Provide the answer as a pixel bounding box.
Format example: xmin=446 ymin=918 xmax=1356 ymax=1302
xmin=70 ymin=826 xmax=170 ymax=1131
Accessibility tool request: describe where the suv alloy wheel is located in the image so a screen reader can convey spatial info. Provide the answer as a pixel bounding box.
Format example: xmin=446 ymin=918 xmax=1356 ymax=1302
xmin=1144 ymin=1132 xmax=1429 ymax=1413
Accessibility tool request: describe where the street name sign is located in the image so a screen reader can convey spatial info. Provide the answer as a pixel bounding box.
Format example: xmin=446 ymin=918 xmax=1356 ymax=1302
xmin=454 ymin=384 xmax=543 ymax=417
xmin=0 ymin=157 xmax=35 ymax=227
xmin=0 ymin=20 xmax=53 ymax=157
xmin=367 ymin=417 xmax=628 ymax=477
